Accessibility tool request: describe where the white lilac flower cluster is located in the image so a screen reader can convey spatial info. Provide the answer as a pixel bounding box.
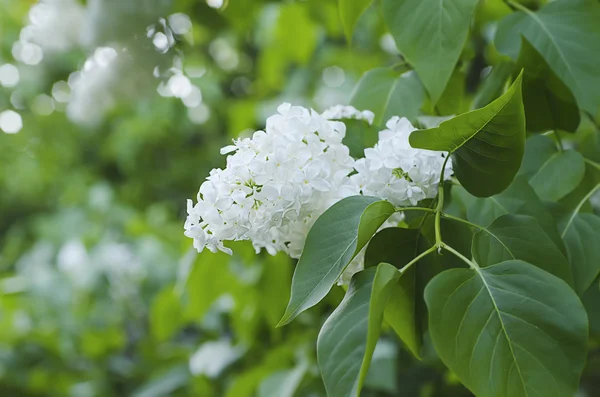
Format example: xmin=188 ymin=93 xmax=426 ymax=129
xmin=185 ymin=103 xmax=358 ymax=258
xmin=185 ymin=104 xmax=452 ymax=281
xmin=12 ymin=0 xmax=85 ymax=65
xmin=351 ymin=116 xmax=452 ymax=207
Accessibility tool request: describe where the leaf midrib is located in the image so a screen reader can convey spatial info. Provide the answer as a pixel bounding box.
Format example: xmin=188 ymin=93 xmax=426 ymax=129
xmin=519 ymin=5 xmax=580 ymax=98
xmin=475 ymin=268 xmax=530 ymax=396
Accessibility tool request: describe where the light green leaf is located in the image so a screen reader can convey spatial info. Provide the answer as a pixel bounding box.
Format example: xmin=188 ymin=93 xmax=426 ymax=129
xmin=519 ymin=135 xmax=585 ymax=202
xmin=150 ymin=286 xmax=183 ymax=342
xmin=350 ymin=68 xmax=425 ymax=126
xmin=495 ymin=0 xmax=600 ymax=115
xmin=466 ymin=176 xmax=565 ymax=251
xmin=339 ymin=0 xmax=373 ymax=43
xmin=426 ymin=260 xmax=588 ymax=397
xmin=365 ymin=227 xmax=425 ymax=358
xmin=516 ymin=38 xmax=580 ymax=133
xmin=317 ymin=263 xmax=399 ymax=397
xmin=278 ymin=196 xmax=395 ymax=326
xmin=409 ymin=73 xmax=526 ymax=197
xmin=257 ymin=364 xmax=307 ymax=397
xmin=472 ymin=214 xmax=572 ymax=285
xmin=382 ymin=0 xmax=479 ymax=104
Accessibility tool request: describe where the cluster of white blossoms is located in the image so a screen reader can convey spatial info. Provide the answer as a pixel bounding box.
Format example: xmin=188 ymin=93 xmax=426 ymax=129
xmin=351 ymin=116 xmax=452 ymax=207
xmin=12 ymin=0 xmax=85 ymax=65
xmin=185 ymin=104 xmax=452 ymax=281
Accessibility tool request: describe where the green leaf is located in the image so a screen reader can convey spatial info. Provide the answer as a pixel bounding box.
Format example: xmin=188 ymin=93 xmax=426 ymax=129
xmin=559 ymin=210 xmax=600 ymax=295
xmin=338 ymin=0 xmax=373 ymax=43
xmin=472 ymin=214 xmax=573 ymax=285
xmin=495 ymin=0 xmax=600 ymax=115
xmin=257 ymin=364 xmax=307 ymax=397
xmin=466 ymin=176 xmax=565 ymax=252
xmin=365 ymin=227 xmax=425 ymax=358
xmin=317 ymin=263 xmax=399 ymax=397
xmin=382 ymin=0 xmax=479 ymax=104
xmin=518 ymin=135 xmax=585 ymax=202
xmin=409 ymin=73 xmax=526 ymax=197
xmin=426 ymin=260 xmax=588 ymax=397
xmin=150 ymin=286 xmax=183 ymax=342
xmin=278 ymin=196 xmax=395 ymax=326
xmin=516 ymin=38 xmax=580 ymax=133
xmin=350 ymin=68 xmax=425 ymax=126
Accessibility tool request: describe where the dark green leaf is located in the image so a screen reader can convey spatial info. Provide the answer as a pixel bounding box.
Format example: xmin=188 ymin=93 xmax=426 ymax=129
xmin=382 ymin=0 xmax=479 ymax=104
xmin=466 ymin=176 xmax=565 ymax=251
xmin=516 ymin=38 xmax=580 ymax=133
xmin=426 ymin=260 xmax=588 ymax=397
xmin=410 ymin=73 xmax=526 ymax=197
xmin=317 ymin=263 xmax=399 ymax=397
xmin=350 ymin=68 xmax=425 ymax=126
xmin=472 ymin=214 xmax=573 ymax=284
xmin=338 ymin=0 xmax=373 ymax=43
xmin=495 ymin=0 xmax=600 ymax=115
xmin=365 ymin=227 xmax=424 ymax=358
xmin=519 ymin=135 xmax=585 ymax=201
xmin=279 ymin=196 xmax=395 ymax=326
xmin=559 ymin=211 xmax=600 ymax=295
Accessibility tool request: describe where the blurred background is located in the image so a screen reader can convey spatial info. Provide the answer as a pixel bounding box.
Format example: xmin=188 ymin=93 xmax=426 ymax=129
xmin=1 ymin=0 xmax=599 ymax=396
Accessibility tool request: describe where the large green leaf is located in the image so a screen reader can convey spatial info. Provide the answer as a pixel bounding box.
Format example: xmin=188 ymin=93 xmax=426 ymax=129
xmin=426 ymin=260 xmax=588 ymax=397
xmin=559 ymin=205 xmax=600 ymax=295
xmin=382 ymin=0 xmax=479 ymax=104
xmin=350 ymin=68 xmax=425 ymax=126
xmin=409 ymin=73 xmax=526 ymax=197
xmin=466 ymin=177 xmax=565 ymax=251
xmin=518 ymin=135 xmax=585 ymax=202
xmin=495 ymin=0 xmax=600 ymax=115
xmin=338 ymin=0 xmax=373 ymax=43
xmin=471 ymin=214 xmax=572 ymax=285
xmin=516 ymin=38 xmax=580 ymax=133
xmin=278 ymin=196 xmax=395 ymax=326
xmin=365 ymin=227 xmax=425 ymax=358
xmin=317 ymin=263 xmax=399 ymax=397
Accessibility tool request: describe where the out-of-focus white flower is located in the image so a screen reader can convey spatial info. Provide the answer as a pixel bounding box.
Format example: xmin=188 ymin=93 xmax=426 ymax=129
xmin=0 ymin=64 xmax=20 ymax=87
xmin=207 ymin=0 xmax=224 ymax=9
xmin=185 ymin=103 xmax=357 ymax=258
xmin=66 ymin=47 xmax=119 ymax=125
xmin=321 ymin=104 xmax=375 ymax=125
xmin=0 ymin=110 xmax=23 ymax=134
xmin=15 ymin=0 xmax=85 ymax=59
xmin=350 ymin=116 xmax=452 ymax=207
xmin=189 ymin=339 xmax=243 ymax=378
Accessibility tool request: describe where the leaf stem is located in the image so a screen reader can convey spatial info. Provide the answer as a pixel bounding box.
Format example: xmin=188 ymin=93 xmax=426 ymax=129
xmin=441 ymin=213 xmax=483 ymax=230
xmin=584 ymin=158 xmax=600 ymax=172
xmin=398 ymin=245 xmax=438 ymax=274
xmin=506 ymin=0 xmax=532 ymax=14
xmin=441 ymin=243 xmax=479 ymax=270
xmin=561 ymin=183 xmax=600 ymax=237
xmin=394 ymin=206 xmax=436 ymax=214
xmin=552 ymin=130 xmax=564 ymax=152
xmin=435 ymin=155 xmax=452 ymax=247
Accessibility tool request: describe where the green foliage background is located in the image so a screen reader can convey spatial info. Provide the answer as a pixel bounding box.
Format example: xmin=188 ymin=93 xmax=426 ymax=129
xmin=0 ymin=0 xmax=599 ymax=396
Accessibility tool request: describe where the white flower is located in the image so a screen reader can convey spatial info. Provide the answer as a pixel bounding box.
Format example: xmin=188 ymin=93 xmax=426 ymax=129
xmin=184 ymin=106 xmax=453 ymax=287
xmin=184 ymin=103 xmax=357 ymax=257
xmin=321 ymin=105 xmax=375 ymax=125
xmin=350 ymin=116 xmax=452 ymax=207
